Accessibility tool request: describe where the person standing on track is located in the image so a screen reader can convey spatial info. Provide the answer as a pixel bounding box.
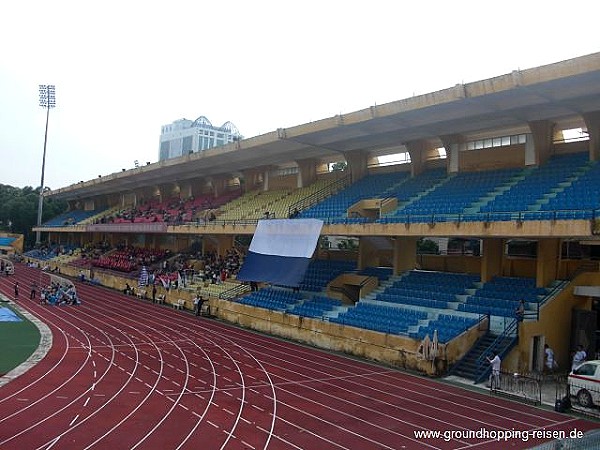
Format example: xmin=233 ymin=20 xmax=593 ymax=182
xmin=30 ymin=281 xmax=37 ymax=300
xmin=486 ymin=353 xmax=501 ymax=388
xmin=14 ymin=281 xmax=19 ymax=300
xmin=193 ymin=294 xmax=201 ymax=316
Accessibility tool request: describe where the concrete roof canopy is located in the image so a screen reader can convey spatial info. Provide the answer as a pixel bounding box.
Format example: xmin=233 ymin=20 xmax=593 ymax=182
xmin=48 ymin=52 xmax=600 ymax=201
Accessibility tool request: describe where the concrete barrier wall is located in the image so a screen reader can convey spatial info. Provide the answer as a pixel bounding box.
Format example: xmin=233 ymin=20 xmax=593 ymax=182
xmin=29 ymin=258 xmax=480 ymax=375
xmin=212 ymin=298 xmax=480 ymax=375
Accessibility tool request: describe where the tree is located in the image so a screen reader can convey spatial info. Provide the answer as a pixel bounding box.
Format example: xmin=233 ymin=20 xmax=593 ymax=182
xmin=0 ymin=184 xmax=67 ymax=249
xmin=337 ymin=238 xmax=358 ymax=250
xmin=417 ymin=238 xmax=439 ymax=255
xmin=330 ymin=162 xmax=347 ymax=172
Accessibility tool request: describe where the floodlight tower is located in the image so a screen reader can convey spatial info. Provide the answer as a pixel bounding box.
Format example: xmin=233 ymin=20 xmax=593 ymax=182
xmin=36 ymin=84 xmax=56 ymax=246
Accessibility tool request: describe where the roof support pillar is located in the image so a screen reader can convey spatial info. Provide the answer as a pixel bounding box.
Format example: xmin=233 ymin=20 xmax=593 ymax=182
xmin=241 ymin=167 xmax=268 ymax=193
xmin=583 ymin=111 xmax=600 ymax=162
xmin=405 ymin=140 xmax=437 ymax=176
xmin=210 ymin=176 xmax=227 ymax=198
xmin=203 ymin=234 xmax=233 ymax=257
xmin=179 ymin=181 xmax=192 ymax=199
xmin=343 ymin=149 xmax=368 ymax=183
xmin=392 ymin=236 xmax=417 ymax=276
xmin=536 ymin=238 xmax=560 ymax=288
xmin=440 ymin=134 xmax=464 ymax=174
xmin=295 ymin=158 xmax=317 ymax=188
xmin=527 ymin=120 xmax=555 ymax=166
xmin=481 ymin=238 xmax=503 ymax=283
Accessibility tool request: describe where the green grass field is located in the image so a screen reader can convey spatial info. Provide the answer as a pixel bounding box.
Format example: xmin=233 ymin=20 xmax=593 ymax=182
xmin=0 ymin=306 xmax=40 ymax=375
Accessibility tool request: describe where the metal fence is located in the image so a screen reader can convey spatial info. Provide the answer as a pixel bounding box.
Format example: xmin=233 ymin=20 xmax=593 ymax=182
xmin=489 ymin=370 xmax=542 ymax=404
xmin=489 ymin=374 xmax=600 ymax=449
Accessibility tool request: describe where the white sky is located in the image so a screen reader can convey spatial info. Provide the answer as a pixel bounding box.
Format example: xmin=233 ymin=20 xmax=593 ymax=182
xmin=1 ymin=0 xmax=599 ymax=189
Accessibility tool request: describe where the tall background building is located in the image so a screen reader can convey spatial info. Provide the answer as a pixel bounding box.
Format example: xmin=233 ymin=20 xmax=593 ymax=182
xmin=159 ymin=115 xmax=241 ymax=161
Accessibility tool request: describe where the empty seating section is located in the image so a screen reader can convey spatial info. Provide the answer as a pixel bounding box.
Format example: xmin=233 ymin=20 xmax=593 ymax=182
xmin=377 ymin=270 xmax=479 ymax=310
xmin=236 ymin=268 xmax=547 ymax=342
xmin=290 ymin=151 xmax=595 ymax=224
xmin=43 ymin=209 xmax=105 ymax=227
xmin=299 ymin=259 xmax=357 ymax=291
xmin=400 ymin=270 xmax=480 ymax=290
xmin=217 ymin=191 xmax=263 ymax=221
xmin=330 ymin=302 xmax=427 ymax=335
xmin=377 ymin=169 xmax=446 ymax=223
xmin=288 ymin=295 xmax=343 ymax=318
xmin=237 ymin=287 xmax=303 ymax=311
xmin=538 ymin=159 xmax=600 ymax=218
xmin=221 ymin=189 xmax=291 ymax=220
xmin=218 ymin=180 xmax=332 ymax=221
xmin=392 ymin=168 xmax=520 ymax=222
xmin=458 ymin=276 xmax=547 ymax=317
xmin=197 ymin=280 xmax=246 ymax=298
xmin=298 ymin=172 xmax=410 ymax=223
xmin=410 ymin=315 xmax=478 ymax=343
xmin=480 ymin=152 xmax=589 ymax=218
xmin=44 ymin=150 xmax=598 ymax=229
xmin=387 ymin=168 xmax=447 ymax=203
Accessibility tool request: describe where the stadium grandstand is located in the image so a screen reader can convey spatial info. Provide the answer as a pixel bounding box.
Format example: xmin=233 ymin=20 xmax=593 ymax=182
xmin=27 ymin=51 xmax=600 ymax=383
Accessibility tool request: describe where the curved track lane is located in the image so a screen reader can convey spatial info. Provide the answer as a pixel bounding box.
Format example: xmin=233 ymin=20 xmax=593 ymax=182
xmin=0 ymin=263 xmax=598 ymax=449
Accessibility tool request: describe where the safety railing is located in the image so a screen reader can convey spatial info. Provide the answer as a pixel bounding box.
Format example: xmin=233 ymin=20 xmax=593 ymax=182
xmin=489 ymin=370 xmax=542 ymax=404
xmin=218 ymin=282 xmax=251 ymax=300
xmin=474 ymin=318 xmax=519 ymax=384
xmin=287 ymin=175 xmax=351 ymax=217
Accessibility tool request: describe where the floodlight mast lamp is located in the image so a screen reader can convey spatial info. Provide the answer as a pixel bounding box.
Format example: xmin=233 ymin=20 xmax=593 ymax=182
xmin=36 ymin=84 xmax=56 ymax=246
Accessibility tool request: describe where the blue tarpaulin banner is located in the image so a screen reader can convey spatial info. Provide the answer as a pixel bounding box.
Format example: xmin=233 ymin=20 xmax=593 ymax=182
xmin=237 ymin=219 xmax=323 ymax=287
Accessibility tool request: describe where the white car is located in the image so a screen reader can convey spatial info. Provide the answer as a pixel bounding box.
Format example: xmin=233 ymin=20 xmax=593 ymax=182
xmin=568 ymin=360 xmax=600 ymax=408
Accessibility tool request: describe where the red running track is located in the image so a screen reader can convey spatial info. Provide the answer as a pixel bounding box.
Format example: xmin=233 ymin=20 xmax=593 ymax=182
xmin=0 ymin=263 xmax=597 ymax=449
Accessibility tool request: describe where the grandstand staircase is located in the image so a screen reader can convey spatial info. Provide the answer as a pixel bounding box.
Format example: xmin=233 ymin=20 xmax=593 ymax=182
xmin=464 ymin=167 xmax=533 ymax=214
xmin=447 ymin=320 xmax=518 ymax=383
xmin=531 ymin=163 xmax=593 ymax=211
xmin=380 ymin=175 xmax=411 ymax=197
xmin=393 ymin=174 xmax=456 ymax=213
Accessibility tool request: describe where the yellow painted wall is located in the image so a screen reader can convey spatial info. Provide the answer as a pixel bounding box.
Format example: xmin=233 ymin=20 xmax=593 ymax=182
xmin=459 ymin=145 xmax=525 ymax=172
xmin=267 ymin=174 xmax=297 ymax=190
xmin=419 ymin=254 xmax=481 ymax=275
xmin=503 ymin=272 xmax=596 ymax=374
xmin=503 ymin=257 xmax=537 ymax=279
xmin=213 ymin=298 xmax=458 ymax=374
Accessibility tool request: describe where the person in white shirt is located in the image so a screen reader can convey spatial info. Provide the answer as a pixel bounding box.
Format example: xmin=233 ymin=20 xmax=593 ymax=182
xmin=544 ymin=344 xmax=557 ymax=373
xmin=572 ymin=345 xmax=587 ymax=371
xmin=487 ymin=353 xmax=501 ymax=388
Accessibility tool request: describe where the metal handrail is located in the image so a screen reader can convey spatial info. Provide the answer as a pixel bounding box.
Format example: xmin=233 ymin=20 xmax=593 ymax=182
xmin=218 ymin=283 xmax=249 ymax=300
xmin=54 ymin=206 xmax=600 ymax=231
xmin=474 ymin=318 xmax=519 ymax=384
xmin=329 ymin=284 xmax=355 ymax=302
